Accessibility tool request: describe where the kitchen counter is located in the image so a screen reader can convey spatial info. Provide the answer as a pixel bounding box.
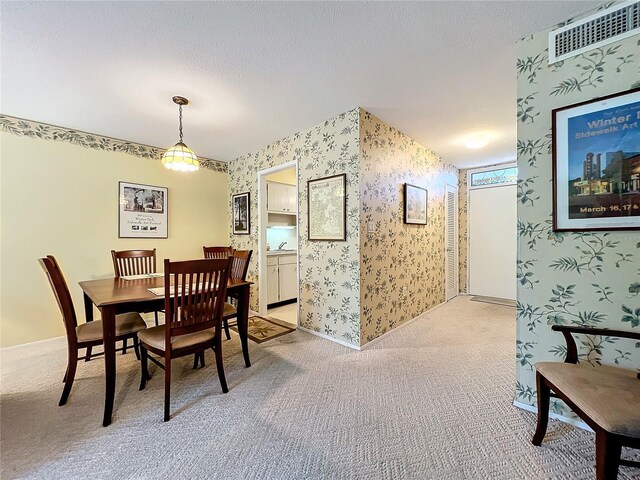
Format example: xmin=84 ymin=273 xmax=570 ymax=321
xmin=267 ymin=250 xmax=297 ymax=256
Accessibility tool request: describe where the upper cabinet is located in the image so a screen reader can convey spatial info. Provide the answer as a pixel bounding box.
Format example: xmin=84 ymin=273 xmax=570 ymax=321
xmin=267 ymin=181 xmax=296 ymax=214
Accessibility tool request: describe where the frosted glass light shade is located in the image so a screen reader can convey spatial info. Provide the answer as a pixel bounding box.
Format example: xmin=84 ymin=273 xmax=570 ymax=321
xmin=161 ymin=142 xmax=199 ymax=172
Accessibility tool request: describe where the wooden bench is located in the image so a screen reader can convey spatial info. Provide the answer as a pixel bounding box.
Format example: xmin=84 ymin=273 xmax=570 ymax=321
xmin=532 ymin=325 xmax=640 ymax=479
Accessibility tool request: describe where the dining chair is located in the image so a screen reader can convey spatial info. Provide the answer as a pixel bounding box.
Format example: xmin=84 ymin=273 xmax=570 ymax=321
xmin=111 ymin=248 xmax=161 ymax=328
xmin=39 ymin=255 xmax=147 ymax=406
xmin=203 ymin=246 xmax=234 ymax=259
xmin=222 ymin=250 xmax=253 ymax=340
xmin=137 ymin=257 xmax=232 ymax=422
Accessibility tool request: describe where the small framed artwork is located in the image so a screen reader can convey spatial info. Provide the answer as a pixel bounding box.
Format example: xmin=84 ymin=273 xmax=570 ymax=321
xmin=308 ymin=173 xmax=346 ymax=241
xmin=553 ymin=87 xmax=640 ymax=231
xmin=404 ymin=183 xmax=428 ymax=225
xmin=232 ymin=192 xmax=251 ymax=235
xmin=119 ymin=181 xmax=168 ymax=238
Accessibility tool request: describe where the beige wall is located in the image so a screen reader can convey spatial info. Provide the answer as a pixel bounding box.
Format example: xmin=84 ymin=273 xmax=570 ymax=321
xmin=359 ymin=110 xmax=458 ymax=345
xmin=1 ymin=132 xmax=229 ymax=347
xmin=265 ymin=167 xmax=296 ymax=185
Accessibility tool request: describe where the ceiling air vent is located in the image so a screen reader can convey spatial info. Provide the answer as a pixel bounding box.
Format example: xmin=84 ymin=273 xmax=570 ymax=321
xmin=548 ymin=0 xmax=640 ymax=64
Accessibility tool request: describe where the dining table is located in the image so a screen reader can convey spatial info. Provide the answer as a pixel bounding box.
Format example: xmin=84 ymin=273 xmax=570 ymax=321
xmin=78 ymin=274 xmax=252 ymax=427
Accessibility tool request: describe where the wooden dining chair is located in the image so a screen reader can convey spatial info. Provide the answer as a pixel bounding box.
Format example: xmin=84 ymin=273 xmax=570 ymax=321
xmin=222 ymin=250 xmax=253 ymax=340
xmin=111 ymin=248 xmax=161 ymax=327
xmin=39 ymin=255 xmax=147 ymax=406
xmin=203 ymin=246 xmax=234 ymax=259
xmin=138 ymin=257 xmax=232 ymax=422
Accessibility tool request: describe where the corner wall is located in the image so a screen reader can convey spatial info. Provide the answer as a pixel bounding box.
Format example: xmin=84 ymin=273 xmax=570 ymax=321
xmin=228 ymin=109 xmax=362 ymax=346
xmin=0 ymin=118 xmax=229 ymax=347
xmin=359 ymin=110 xmax=458 ymax=345
xmin=515 ymin=24 xmax=639 ymax=412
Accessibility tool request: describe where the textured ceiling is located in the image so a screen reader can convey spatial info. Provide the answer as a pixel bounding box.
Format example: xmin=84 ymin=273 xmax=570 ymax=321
xmin=1 ymin=1 xmax=600 ymax=168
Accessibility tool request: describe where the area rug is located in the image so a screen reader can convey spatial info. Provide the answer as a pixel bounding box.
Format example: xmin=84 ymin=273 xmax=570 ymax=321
xmin=470 ymin=295 xmax=516 ymax=307
xmin=231 ymin=316 xmax=296 ymax=343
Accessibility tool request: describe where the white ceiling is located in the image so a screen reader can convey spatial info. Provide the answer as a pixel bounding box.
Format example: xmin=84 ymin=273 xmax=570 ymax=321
xmin=1 ymin=1 xmax=600 ymax=168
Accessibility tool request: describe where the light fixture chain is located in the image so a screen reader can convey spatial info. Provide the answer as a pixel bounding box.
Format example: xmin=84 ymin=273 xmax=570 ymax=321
xmin=178 ymin=104 xmax=183 ymax=143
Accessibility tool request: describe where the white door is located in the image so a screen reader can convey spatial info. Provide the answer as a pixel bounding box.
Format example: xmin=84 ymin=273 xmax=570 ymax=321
xmin=267 ymin=182 xmax=287 ymax=213
xmin=445 ymin=184 xmax=458 ymax=301
xmin=278 ymin=263 xmax=298 ymax=301
xmin=469 ymin=184 xmax=517 ymax=300
xmin=266 ymin=265 xmax=280 ymax=304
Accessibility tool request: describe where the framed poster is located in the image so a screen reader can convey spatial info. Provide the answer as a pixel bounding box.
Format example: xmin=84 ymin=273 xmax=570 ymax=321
xmin=232 ymin=192 xmax=250 ymax=235
xmin=307 ymin=173 xmax=346 ymax=241
xmin=119 ymin=181 xmax=168 ymax=238
xmin=404 ymin=183 xmax=428 ymax=225
xmin=553 ymin=88 xmax=640 ymax=231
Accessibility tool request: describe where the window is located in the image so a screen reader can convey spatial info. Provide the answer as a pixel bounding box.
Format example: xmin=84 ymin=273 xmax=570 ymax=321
xmin=470 ymin=167 xmax=517 ymax=188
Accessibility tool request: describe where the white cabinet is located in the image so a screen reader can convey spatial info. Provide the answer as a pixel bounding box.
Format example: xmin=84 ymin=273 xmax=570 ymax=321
xmin=266 ymin=254 xmax=298 ymax=305
xmin=266 ymin=264 xmax=280 ymax=305
xmin=278 ymin=263 xmax=297 ymax=301
xmin=267 ymin=181 xmax=296 ymax=214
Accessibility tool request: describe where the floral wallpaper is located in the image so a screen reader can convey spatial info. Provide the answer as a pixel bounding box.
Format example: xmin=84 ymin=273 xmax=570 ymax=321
xmin=515 ymin=19 xmax=640 ymax=414
xmin=0 ymin=115 xmax=227 ymax=173
xmin=458 ymin=169 xmax=468 ymax=294
xmin=359 ymin=110 xmax=458 ymax=345
xmin=228 ymin=109 xmax=362 ymax=346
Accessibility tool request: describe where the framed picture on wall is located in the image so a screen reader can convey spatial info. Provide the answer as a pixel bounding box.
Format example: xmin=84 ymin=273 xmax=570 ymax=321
xmin=232 ymin=192 xmax=251 ymax=235
xmin=307 ymin=173 xmax=346 ymax=241
xmin=552 ymin=87 xmax=640 ymax=231
xmin=118 ymin=181 xmax=168 ymax=238
xmin=404 ymin=183 xmax=428 ymax=225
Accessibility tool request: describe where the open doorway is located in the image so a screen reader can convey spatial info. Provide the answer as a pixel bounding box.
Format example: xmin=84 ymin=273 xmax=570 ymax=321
xmin=257 ymin=162 xmax=299 ymax=328
xmin=467 ymin=164 xmax=517 ymax=301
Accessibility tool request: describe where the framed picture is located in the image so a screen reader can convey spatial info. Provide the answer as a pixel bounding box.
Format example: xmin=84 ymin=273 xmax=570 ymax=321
xmin=119 ymin=181 xmax=168 ymax=238
xmin=404 ymin=183 xmax=428 ymax=225
xmin=232 ymin=192 xmax=250 ymax=235
xmin=553 ymin=88 xmax=640 ymax=231
xmin=307 ymin=173 xmax=346 ymax=241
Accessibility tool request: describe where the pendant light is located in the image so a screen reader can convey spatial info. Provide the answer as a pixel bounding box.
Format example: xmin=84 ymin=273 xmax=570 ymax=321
xmin=161 ymin=96 xmax=199 ymax=172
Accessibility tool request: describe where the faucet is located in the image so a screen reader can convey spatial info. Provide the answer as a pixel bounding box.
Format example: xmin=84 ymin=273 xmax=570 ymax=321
xmin=278 ymin=242 xmax=287 ymax=250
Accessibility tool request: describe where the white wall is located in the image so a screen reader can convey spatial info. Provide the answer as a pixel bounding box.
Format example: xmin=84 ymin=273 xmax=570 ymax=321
xmin=0 ymin=132 xmax=229 ymax=347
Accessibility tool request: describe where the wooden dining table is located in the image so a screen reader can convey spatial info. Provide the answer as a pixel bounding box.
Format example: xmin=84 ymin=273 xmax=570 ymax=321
xmin=79 ymin=275 xmax=252 ymax=426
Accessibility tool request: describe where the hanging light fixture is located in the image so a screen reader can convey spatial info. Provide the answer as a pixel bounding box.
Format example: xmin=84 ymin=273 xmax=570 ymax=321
xmin=161 ymin=96 xmax=199 ymax=172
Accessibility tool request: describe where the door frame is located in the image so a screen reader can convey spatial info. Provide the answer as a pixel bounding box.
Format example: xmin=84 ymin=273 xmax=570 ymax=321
xmin=257 ymin=161 xmax=299 ymax=323
xmin=466 ymin=162 xmax=517 ymax=297
xmin=445 ymin=183 xmax=459 ymax=302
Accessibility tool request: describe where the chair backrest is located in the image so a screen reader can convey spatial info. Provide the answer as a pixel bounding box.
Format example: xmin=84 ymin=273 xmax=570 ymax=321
xmin=38 ymin=256 xmax=78 ymax=344
xmin=203 ymin=246 xmax=234 ymax=259
xmin=164 ymin=258 xmax=232 ymax=341
xmin=230 ymin=250 xmax=253 ymax=280
xmin=111 ymin=249 xmax=156 ymax=278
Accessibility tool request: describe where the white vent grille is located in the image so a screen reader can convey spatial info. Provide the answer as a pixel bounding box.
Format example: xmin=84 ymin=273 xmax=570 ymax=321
xmin=549 ymin=1 xmax=640 ymax=64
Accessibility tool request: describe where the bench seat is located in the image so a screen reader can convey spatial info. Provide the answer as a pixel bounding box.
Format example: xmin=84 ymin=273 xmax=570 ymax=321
xmin=535 ymin=362 xmax=640 ymax=438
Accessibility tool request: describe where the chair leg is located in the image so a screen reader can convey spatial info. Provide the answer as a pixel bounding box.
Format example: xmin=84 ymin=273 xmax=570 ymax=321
xmin=132 ymin=336 xmax=140 ymax=360
xmin=223 ymin=318 xmax=231 ymax=340
xmin=59 ymin=349 xmax=77 ymax=406
xmin=164 ymin=356 xmax=171 ymax=422
xmin=122 ymin=338 xmax=128 ymax=355
xmin=154 ymin=311 xmax=159 ymax=326
xmin=139 ymin=345 xmax=149 ymax=391
xmin=213 ymin=340 xmax=228 ymax=394
xmin=85 ymin=346 xmax=92 ymax=362
xmin=595 ymin=431 xmax=621 ymax=480
xmin=193 ymin=353 xmax=199 ymax=369
xmin=532 ymin=371 xmax=550 ymax=446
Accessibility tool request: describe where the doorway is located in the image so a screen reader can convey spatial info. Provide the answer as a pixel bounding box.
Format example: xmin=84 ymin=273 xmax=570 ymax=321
xmin=467 ymin=164 xmax=517 ymax=300
xmin=257 ymin=162 xmax=299 ymax=327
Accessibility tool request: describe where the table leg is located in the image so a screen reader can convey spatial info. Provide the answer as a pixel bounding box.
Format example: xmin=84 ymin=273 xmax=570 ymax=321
xmin=84 ymin=292 xmax=94 ymax=322
xmin=100 ymin=305 xmax=117 ymax=426
xmin=236 ymin=284 xmax=251 ymax=367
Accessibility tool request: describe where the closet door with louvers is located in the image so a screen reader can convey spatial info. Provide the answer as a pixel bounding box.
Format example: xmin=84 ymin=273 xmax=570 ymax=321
xmin=445 ymin=184 xmax=458 ymax=301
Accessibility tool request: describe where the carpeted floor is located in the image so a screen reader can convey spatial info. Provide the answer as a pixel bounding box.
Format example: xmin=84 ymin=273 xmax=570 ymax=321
xmin=1 ymin=296 xmax=638 ymax=479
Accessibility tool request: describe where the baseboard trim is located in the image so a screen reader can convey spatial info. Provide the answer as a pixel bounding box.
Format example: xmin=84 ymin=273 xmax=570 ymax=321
xmin=512 ymin=400 xmax=593 ymax=432
xmin=1 ymin=334 xmax=65 ymax=352
xmin=360 ymin=299 xmax=449 ymax=350
xmin=297 ymin=326 xmax=361 ymax=351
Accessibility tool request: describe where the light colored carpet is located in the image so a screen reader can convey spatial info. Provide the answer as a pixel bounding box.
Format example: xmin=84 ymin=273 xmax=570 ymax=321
xmin=1 ymin=296 xmax=638 ymax=479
